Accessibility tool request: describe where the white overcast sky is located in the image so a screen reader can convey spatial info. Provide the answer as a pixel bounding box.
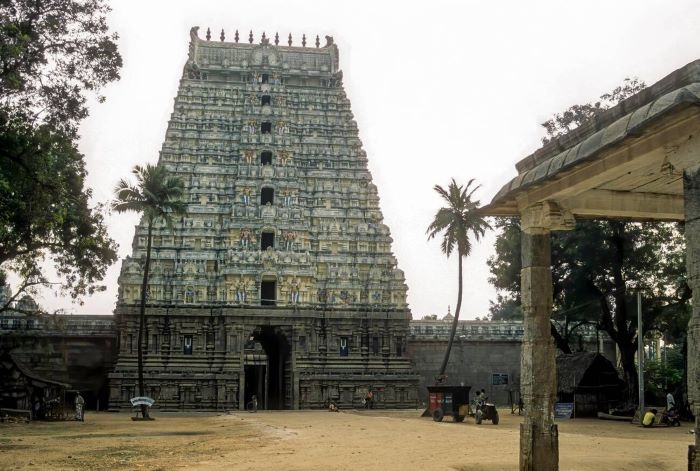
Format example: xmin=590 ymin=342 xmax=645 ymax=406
xmin=35 ymin=0 xmax=700 ymax=317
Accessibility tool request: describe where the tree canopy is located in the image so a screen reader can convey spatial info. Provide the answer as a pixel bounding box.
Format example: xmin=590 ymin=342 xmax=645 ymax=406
xmin=0 ymin=0 xmax=121 ymax=312
xmin=0 ymin=0 xmax=122 ymax=135
xmin=489 ymin=218 xmax=688 ymax=398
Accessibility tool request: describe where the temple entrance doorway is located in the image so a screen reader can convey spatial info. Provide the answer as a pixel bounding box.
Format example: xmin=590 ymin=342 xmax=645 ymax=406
xmin=243 ymin=326 xmax=291 ymax=410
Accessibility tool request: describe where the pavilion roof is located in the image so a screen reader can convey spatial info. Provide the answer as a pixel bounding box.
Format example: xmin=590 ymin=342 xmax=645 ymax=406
xmin=484 ymin=60 xmax=700 ymax=218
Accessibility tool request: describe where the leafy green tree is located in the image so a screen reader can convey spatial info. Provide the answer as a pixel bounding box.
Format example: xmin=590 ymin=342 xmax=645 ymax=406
xmin=113 ymin=164 xmax=185 ymax=417
xmin=0 ymin=110 xmax=118 ymax=312
xmin=488 ymin=213 xmax=687 ymax=401
xmin=1 ymin=0 xmax=121 ymax=135
xmin=644 ymin=345 xmax=685 ymax=406
xmin=427 ymin=179 xmax=490 ymax=380
xmin=0 ymin=0 xmax=122 ymax=310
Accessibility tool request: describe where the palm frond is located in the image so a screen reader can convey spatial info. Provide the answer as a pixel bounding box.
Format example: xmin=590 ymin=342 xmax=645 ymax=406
xmin=426 ymin=178 xmax=491 ymax=259
xmin=113 ymin=163 xmax=185 ymax=225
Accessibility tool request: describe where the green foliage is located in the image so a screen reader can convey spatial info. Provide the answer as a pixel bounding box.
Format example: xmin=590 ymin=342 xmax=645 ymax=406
xmin=488 ymin=218 xmax=688 ymax=396
xmin=0 ymin=0 xmax=122 ymax=135
xmin=0 ymin=0 xmax=121 ymax=311
xmin=540 ymin=78 xmax=645 ymax=144
xmin=0 ymin=110 xmax=117 ymax=311
xmin=427 ymin=178 xmax=491 ymax=378
xmin=113 ymin=164 xmax=186 ymax=227
xmin=488 ymin=294 xmax=521 ymax=321
xmin=427 ymin=179 xmax=491 ymax=260
xmin=487 ymin=218 xmax=521 ymax=296
xmin=644 ymin=345 xmax=684 ymax=405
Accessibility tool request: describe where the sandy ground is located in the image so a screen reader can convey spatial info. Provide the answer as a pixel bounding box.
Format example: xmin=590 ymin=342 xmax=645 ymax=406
xmin=0 ymin=409 xmax=692 ymax=471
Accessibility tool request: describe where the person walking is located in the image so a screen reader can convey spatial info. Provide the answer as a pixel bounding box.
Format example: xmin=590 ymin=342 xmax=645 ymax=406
xmin=74 ymin=392 xmax=85 ymax=422
xmin=365 ymin=389 xmax=374 ymax=409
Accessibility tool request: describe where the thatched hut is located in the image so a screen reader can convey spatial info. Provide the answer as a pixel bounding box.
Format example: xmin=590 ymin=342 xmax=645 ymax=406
xmin=556 ymin=352 xmax=623 ymax=417
xmin=0 ymin=350 xmax=70 ymax=418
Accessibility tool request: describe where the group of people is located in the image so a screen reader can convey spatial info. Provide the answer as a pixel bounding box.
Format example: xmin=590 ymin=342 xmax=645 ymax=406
xmin=642 ymin=390 xmax=677 ymax=428
xmin=32 ymin=392 xmax=85 ymax=421
xmin=326 ymin=387 xmax=375 ymax=412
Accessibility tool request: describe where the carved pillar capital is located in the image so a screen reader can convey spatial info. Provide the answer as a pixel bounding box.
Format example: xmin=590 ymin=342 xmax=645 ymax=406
xmin=519 ymin=201 xmax=575 ymax=234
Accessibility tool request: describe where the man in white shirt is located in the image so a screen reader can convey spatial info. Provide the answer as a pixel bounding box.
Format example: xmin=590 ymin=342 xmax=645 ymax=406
xmin=666 ymin=391 xmax=675 ymax=411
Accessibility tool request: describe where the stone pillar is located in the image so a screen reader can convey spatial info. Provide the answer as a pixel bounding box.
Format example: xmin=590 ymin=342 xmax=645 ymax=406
xmin=685 ymin=165 xmax=700 ymax=471
xmin=518 ymin=202 xmax=574 ymax=471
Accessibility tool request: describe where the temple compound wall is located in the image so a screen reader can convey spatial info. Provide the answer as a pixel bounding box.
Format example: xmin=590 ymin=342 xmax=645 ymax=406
xmin=109 ymin=29 xmax=418 ymax=410
xmin=1 ymin=315 xmax=616 ymax=411
xmin=408 ymin=319 xmax=616 ymax=406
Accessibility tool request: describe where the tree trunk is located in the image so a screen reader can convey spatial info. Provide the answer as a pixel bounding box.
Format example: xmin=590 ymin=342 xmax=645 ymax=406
xmin=438 ymin=256 xmax=463 ymax=379
xmin=550 ymin=322 xmax=572 ymax=354
xmin=137 ymin=219 xmax=153 ymax=418
xmin=619 ymin=342 xmax=639 ymax=404
xmin=602 ymin=221 xmax=639 ymax=404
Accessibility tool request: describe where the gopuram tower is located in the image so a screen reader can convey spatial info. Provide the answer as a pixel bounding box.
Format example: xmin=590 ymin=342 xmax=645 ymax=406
xmin=109 ymin=28 xmax=419 ymax=410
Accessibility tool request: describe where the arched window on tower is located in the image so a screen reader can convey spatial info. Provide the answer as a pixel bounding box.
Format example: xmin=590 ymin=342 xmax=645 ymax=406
xmin=261 ymin=231 xmax=275 ymax=251
xmin=261 ymin=151 xmax=272 ymax=165
xmin=261 ymin=279 xmax=276 ymax=306
xmin=261 ymin=95 xmax=271 ymax=106
xmin=261 ymin=187 xmax=274 ymax=205
xmin=261 ymin=122 xmax=272 ymax=134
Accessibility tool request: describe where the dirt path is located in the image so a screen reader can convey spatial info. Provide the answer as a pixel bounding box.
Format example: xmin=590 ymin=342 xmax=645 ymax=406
xmin=0 ymin=410 xmax=691 ymax=470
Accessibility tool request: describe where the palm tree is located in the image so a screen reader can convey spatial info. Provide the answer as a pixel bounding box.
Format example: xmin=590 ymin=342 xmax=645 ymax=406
xmin=113 ymin=164 xmax=184 ymax=418
xmin=427 ymin=178 xmax=491 ymax=381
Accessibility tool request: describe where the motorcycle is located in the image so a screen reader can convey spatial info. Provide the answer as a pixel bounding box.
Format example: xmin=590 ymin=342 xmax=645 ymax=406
xmin=659 ymin=408 xmax=681 ymax=427
xmin=474 ymin=396 xmax=499 ymax=425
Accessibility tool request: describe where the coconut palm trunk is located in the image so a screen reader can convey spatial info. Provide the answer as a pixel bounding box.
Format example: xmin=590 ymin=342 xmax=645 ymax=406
xmin=137 ymin=218 xmax=153 ymax=418
xmin=113 ymin=163 xmax=185 ymax=420
xmin=438 ymin=256 xmax=463 ymax=377
xmin=427 ymin=178 xmax=490 ymax=385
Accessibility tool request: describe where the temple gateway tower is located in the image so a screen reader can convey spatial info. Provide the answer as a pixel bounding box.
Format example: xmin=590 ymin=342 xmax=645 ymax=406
xmin=109 ymin=28 xmax=419 ymax=410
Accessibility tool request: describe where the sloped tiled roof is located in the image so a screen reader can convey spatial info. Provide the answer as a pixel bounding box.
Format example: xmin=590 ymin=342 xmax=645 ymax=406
xmin=488 ymin=60 xmax=700 ymax=210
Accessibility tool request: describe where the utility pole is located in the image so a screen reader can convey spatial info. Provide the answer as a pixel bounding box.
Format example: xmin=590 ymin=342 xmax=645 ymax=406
xmin=637 ymin=291 xmax=645 ymax=416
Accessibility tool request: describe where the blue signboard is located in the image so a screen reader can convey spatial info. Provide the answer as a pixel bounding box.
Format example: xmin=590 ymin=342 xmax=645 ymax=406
xmin=554 ymin=402 xmax=574 ymax=419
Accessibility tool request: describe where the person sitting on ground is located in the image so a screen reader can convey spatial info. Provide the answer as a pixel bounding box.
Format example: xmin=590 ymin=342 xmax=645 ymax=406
xmin=642 ymin=408 xmax=657 ymax=428
xmin=328 ymin=401 xmax=339 ymax=412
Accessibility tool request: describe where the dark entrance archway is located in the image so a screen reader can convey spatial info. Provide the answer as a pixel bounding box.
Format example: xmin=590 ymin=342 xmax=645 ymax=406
xmin=244 ymin=326 xmax=291 ymax=410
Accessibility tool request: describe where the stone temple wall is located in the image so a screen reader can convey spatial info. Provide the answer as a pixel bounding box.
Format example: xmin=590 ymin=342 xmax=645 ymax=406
xmin=109 ymin=29 xmax=418 ymax=410
xmin=407 ymin=320 xmax=616 ymax=406
xmin=1 ymin=315 xmax=617 ymax=411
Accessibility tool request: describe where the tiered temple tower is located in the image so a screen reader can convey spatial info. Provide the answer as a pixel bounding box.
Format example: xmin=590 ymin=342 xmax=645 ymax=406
xmin=109 ymin=28 xmax=419 ymax=410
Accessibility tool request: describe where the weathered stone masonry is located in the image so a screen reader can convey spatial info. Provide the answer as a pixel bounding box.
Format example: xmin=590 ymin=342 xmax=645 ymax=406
xmin=108 ymin=29 xmax=418 ymax=410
